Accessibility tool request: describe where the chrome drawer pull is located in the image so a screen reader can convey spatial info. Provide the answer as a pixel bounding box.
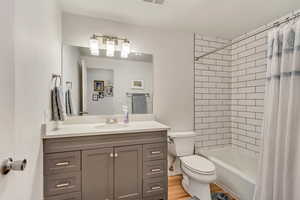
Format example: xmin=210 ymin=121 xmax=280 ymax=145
xmin=151 ymin=186 xmax=161 ymax=190
xmin=119 ymin=193 xmax=138 ymax=199
xmin=56 ymin=182 xmax=70 ymax=188
xmin=55 ymin=161 xmax=70 ymax=166
xmin=151 ymin=168 xmax=161 ymax=172
xmin=151 ymin=151 xmax=161 ymax=155
xmin=110 ymin=153 xmax=114 ymax=158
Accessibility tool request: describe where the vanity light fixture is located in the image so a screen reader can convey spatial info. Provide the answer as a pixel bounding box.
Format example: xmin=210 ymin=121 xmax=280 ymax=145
xmin=89 ymin=34 xmax=131 ymax=58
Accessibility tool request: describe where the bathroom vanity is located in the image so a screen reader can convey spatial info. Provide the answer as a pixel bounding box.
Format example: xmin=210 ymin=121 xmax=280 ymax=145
xmin=43 ymin=121 xmax=169 ymax=200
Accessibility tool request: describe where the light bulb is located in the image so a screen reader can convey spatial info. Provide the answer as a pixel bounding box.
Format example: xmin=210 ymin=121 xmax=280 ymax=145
xmin=106 ymin=40 xmax=115 ymax=57
xmin=121 ymin=41 xmax=130 ymax=58
xmin=89 ymin=38 xmax=99 ymax=56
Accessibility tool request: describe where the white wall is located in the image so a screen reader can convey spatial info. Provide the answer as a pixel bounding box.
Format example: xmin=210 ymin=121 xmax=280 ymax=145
xmin=62 ymin=13 xmax=194 ymax=131
xmin=11 ymin=0 xmax=61 ymax=200
xmin=84 ymin=56 xmax=153 ymax=115
xmin=62 ymin=45 xmax=81 ymax=115
xmin=0 ymin=0 xmax=15 ymax=198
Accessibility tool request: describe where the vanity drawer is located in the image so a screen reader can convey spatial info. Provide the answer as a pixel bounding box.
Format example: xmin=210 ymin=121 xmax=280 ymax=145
xmin=45 ymin=151 xmax=81 ymax=175
xmin=44 ymin=172 xmax=81 ymax=197
xmin=45 ymin=192 xmax=81 ymax=200
xmin=143 ymin=143 xmax=166 ymax=161
xmin=143 ymin=160 xmax=166 ymax=179
xmin=143 ymin=177 xmax=166 ymax=197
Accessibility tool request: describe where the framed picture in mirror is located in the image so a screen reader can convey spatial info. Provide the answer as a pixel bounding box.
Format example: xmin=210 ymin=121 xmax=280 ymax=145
xmin=132 ymin=80 xmax=144 ymax=89
xmin=92 ymin=93 xmax=99 ymax=101
xmin=94 ymin=80 xmax=104 ymax=91
xmin=105 ymin=86 xmax=113 ymax=97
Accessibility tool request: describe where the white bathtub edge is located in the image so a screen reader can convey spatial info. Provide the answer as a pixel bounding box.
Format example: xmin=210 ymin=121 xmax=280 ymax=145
xmin=209 ymin=157 xmax=256 ymax=185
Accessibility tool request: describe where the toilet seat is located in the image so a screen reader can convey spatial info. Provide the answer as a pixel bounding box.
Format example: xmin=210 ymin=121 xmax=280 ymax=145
xmin=180 ymin=155 xmax=216 ymax=175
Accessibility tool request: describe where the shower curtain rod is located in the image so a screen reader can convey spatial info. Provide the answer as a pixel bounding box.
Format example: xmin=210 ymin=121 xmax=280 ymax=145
xmin=195 ymin=11 xmax=300 ymax=61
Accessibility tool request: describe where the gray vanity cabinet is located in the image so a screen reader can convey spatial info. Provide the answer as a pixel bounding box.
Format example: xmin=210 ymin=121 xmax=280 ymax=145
xmin=82 ymin=145 xmax=143 ymax=200
xmin=43 ymin=131 xmax=167 ymax=200
xmin=82 ymin=148 xmax=114 ymax=200
xmin=114 ymin=145 xmax=143 ymax=200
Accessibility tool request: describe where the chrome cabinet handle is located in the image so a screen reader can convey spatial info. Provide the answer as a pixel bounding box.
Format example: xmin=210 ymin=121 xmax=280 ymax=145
xmin=56 ymin=182 xmax=70 ymax=188
xmin=118 ymin=193 xmax=138 ymax=199
xmin=151 ymin=168 xmax=161 ymax=172
xmin=55 ymin=161 xmax=70 ymax=166
xmin=151 ymin=186 xmax=161 ymax=190
xmin=109 ymin=153 xmax=118 ymax=158
xmin=151 ymin=151 xmax=161 ymax=155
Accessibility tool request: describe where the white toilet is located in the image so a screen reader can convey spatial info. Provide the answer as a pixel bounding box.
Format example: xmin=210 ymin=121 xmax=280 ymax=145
xmin=168 ymin=132 xmax=216 ymax=200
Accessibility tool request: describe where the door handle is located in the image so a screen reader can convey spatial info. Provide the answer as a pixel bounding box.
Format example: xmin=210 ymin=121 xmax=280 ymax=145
xmin=1 ymin=158 xmax=27 ymax=175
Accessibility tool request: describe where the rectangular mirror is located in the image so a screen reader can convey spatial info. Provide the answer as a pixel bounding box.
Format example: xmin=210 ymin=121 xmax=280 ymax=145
xmin=62 ymin=44 xmax=153 ymax=116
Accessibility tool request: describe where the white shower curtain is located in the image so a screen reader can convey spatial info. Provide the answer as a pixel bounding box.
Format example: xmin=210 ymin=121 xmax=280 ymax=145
xmin=255 ymin=20 xmax=300 ymax=200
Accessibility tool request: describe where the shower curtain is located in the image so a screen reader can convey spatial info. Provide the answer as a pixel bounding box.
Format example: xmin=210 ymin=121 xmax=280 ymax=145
xmin=254 ymin=20 xmax=300 ymax=200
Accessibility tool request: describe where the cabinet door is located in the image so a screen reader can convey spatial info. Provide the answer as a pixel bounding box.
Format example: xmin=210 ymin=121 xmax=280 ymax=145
xmin=82 ymin=148 xmax=114 ymax=200
xmin=114 ymin=145 xmax=142 ymax=200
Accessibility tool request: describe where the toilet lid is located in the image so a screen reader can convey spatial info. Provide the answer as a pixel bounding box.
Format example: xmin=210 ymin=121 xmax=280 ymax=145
xmin=180 ymin=155 xmax=215 ymax=175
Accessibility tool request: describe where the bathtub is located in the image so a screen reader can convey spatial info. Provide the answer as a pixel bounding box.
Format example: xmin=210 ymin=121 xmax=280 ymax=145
xmin=202 ymin=147 xmax=258 ymax=200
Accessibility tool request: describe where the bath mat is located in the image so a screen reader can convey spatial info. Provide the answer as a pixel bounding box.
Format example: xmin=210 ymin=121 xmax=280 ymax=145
xmin=211 ymin=192 xmax=229 ymax=200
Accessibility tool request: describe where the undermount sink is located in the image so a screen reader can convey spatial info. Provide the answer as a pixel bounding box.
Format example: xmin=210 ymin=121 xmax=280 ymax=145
xmin=94 ymin=123 xmax=129 ymax=130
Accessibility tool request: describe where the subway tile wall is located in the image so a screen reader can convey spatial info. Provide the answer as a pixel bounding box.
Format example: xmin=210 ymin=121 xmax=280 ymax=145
xmin=194 ymin=35 xmax=232 ymax=151
xmin=194 ymin=11 xmax=300 ymax=156
xmin=194 ymin=30 xmax=267 ymax=156
xmin=230 ymin=31 xmax=267 ymax=155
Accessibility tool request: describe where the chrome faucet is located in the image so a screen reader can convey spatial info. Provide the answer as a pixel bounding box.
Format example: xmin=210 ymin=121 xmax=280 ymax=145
xmin=106 ymin=117 xmax=118 ymax=124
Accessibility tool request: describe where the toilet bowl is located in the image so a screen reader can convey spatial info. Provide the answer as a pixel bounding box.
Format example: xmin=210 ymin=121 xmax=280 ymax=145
xmin=168 ymin=132 xmax=217 ymax=200
xmin=180 ymin=155 xmax=216 ymax=200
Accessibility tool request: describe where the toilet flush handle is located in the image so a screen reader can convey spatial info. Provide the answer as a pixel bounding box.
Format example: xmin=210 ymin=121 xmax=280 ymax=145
xmin=167 ymin=136 xmax=174 ymax=144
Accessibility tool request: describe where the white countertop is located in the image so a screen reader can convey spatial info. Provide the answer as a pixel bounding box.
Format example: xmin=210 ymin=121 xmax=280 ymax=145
xmin=43 ymin=121 xmax=170 ymax=139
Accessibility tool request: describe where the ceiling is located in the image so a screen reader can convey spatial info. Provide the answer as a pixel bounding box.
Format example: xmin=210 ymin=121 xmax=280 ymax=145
xmin=60 ymin=0 xmax=300 ymax=39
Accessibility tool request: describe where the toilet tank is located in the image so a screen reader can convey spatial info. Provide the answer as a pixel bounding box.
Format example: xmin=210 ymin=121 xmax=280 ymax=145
xmin=168 ymin=132 xmax=196 ymax=157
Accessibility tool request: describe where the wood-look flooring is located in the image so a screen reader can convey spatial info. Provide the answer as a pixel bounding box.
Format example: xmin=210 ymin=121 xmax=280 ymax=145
xmin=168 ymin=175 xmax=237 ymax=200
